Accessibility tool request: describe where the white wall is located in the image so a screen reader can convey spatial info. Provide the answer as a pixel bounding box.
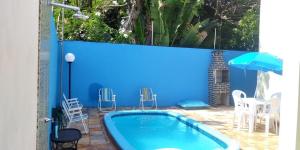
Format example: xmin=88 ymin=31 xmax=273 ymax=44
xmin=0 ymin=0 xmax=39 ymax=149
xmin=259 ymin=0 xmax=284 ymax=98
xmin=260 ymin=0 xmax=300 ymax=149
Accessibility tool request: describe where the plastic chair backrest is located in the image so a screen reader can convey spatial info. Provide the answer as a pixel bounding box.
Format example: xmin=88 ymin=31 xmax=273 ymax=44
xmin=141 ymin=88 xmax=153 ymax=101
xmin=269 ymin=92 xmax=281 ymax=114
xmin=62 ymin=101 xmax=71 ymax=120
xmin=63 ymin=94 xmax=67 ymax=100
xmin=100 ymin=88 xmax=113 ymax=101
xmin=232 ymin=90 xmax=246 ymax=107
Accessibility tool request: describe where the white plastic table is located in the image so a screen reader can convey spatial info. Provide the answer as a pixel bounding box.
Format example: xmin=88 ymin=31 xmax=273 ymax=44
xmin=241 ymin=98 xmax=269 ymax=133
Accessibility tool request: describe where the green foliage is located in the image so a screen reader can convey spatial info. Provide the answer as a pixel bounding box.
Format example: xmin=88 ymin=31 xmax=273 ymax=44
xmin=54 ymin=0 xmax=132 ymax=43
xmin=52 ymin=107 xmax=65 ymax=128
xmin=200 ymin=0 xmax=259 ymax=50
xmin=179 ymin=19 xmax=217 ymax=47
xmin=231 ymin=9 xmax=259 ymax=50
xmin=134 ymin=16 xmax=146 ymax=44
xmin=145 ymin=0 xmax=215 ymax=47
xmin=150 ymin=0 xmax=170 ymax=46
xmin=53 ymin=0 xmax=260 ymax=51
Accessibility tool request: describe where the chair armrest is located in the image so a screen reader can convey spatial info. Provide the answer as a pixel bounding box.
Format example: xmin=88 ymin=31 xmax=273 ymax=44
xmin=69 ymin=111 xmax=83 ymax=116
xmin=140 ymin=94 xmax=144 ymax=101
xmin=98 ymin=94 xmax=102 ymax=101
xmin=69 ymin=102 xmax=83 ymax=108
xmin=66 ymin=100 xmax=81 ymax=107
xmin=66 ymin=98 xmax=79 ymax=103
xmin=67 ymin=98 xmax=78 ymax=101
xmin=68 ymin=100 xmax=80 ymax=104
xmin=68 ymin=106 xmax=83 ymax=112
xmin=153 ymin=94 xmax=157 ymax=100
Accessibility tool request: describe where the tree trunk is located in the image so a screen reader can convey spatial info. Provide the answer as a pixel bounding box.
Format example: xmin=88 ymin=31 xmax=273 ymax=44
xmin=145 ymin=15 xmax=152 ymax=45
xmin=88 ymin=0 xmax=92 ymax=12
xmin=76 ymin=0 xmax=79 ymax=6
xmin=122 ymin=0 xmax=143 ymax=33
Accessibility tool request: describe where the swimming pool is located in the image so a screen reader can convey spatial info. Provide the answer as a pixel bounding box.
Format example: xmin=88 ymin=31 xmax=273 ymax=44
xmin=104 ymin=110 xmax=239 ymax=150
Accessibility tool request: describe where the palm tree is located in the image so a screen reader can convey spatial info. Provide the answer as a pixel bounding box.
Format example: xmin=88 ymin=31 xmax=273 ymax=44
xmin=131 ymin=0 xmax=216 ymax=47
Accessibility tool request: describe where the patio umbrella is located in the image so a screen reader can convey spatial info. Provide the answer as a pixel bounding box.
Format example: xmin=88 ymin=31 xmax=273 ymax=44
xmin=228 ymin=52 xmax=283 ymax=75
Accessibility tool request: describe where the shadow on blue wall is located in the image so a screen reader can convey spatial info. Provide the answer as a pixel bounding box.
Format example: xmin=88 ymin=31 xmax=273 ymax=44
xmin=62 ymin=41 xmax=211 ymax=107
xmin=88 ymin=83 xmax=103 ymax=102
xmin=62 ymin=41 xmax=257 ymax=107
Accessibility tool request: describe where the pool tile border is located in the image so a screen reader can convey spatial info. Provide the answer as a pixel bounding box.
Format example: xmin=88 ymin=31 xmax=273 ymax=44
xmin=104 ymin=110 xmax=239 ymax=150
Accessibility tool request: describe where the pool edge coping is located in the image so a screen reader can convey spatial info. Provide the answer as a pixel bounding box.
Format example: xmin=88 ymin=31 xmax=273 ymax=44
xmin=104 ymin=110 xmax=239 ymax=150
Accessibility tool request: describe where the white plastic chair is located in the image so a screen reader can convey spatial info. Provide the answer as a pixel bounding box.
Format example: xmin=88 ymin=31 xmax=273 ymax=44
xmin=139 ymin=88 xmax=157 ymax=110
xmin=62 ymin=100 xmax=89 ymax=133
xmin=258 ymin=92 xmax=281 ymax=135
xmin=98 ymin=88 xmax=116 ymax=111
xmin=232 ymin=90 xmax=247 ymax=129
xmin=63 ymin=93 xmax=83 ymax=109
xmin=240 ymin=99 xmax=258 ymax=132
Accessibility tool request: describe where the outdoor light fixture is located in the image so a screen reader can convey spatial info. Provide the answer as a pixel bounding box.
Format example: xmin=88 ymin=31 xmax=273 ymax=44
xmin=65 ymin=53 xmax=75 ymax=63
xmin=50 ymin=0 xmax=88 ymax=105
xmin=49 ymin=1 xmax=89 ymax=20
xmin=73 ymin=11 xmax=89 ymax=20
xmin=65 ymin=53 xmax=75 ymax=98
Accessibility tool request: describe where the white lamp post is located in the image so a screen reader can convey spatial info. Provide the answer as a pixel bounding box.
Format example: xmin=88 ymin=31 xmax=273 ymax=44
xmin=65 ymin=53 xmax=75 ymax=98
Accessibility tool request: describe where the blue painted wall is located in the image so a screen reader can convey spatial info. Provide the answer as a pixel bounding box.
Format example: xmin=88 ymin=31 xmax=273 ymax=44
xmin=49 ymin=13 xmax=59 ymax=117
xmin=224 ymin=51 xmax=257 ymax=105
xmin=62 ymin=41 xmax=257 ymax=107
xmin=48 ymin=13 xmax=59 ymax=148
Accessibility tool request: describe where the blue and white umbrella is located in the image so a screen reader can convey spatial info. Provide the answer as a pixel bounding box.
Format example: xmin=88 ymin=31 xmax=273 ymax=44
xmin=228 ymin=52 xmax=283 ymax=75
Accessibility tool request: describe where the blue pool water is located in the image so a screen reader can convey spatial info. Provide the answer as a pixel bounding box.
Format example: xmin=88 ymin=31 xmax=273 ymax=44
xmin=111 ymin=113 xmax=227 ymax=150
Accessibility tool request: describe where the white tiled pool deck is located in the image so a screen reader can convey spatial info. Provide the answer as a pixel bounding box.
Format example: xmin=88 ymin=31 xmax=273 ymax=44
xmin=70 ymin=106 xmax=278 ymax=150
